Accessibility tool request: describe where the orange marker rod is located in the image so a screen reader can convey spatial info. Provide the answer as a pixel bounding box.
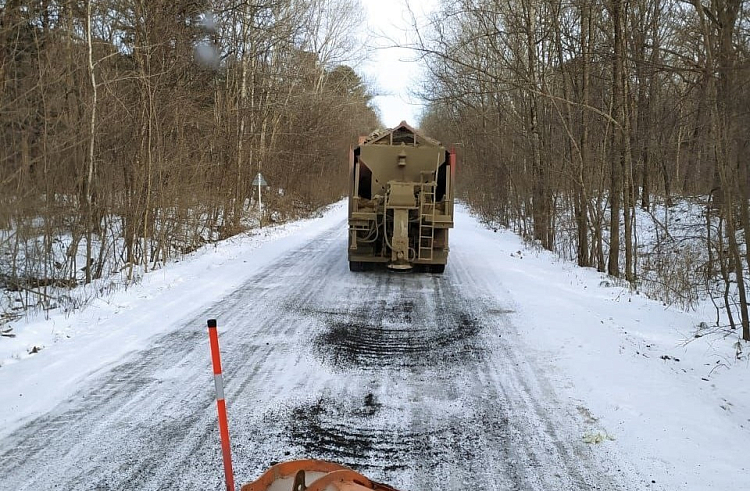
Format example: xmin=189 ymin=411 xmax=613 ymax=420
xmin=207 ymin=319 xmax=235 ymax=491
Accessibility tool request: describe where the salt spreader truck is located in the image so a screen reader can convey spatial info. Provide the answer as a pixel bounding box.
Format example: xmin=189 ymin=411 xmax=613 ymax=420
xmin=347 ymin=122 xmax=455 ymax=273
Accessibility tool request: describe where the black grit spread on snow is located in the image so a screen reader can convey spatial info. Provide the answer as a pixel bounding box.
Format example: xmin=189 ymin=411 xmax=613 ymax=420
xmin=0 ymin=220 xmax=640 ymax=491
xmin=309 ymin=300 xmax=484 ymax=370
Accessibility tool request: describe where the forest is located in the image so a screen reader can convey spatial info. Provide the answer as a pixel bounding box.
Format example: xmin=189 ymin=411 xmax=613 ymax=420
xmin=417 ymin=0 xmax=750 ymax=340
xmin=0 ymin=0 xmax=378 ymax=309
xmin=3 ymin=0 xmax=750 ymax=342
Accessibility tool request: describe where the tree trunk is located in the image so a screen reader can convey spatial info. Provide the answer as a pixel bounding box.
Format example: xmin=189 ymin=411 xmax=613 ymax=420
xmin=85 ymin=0 xmax=97 ymax=284
xmin=608 ymin=0 xmax=625 ymax=278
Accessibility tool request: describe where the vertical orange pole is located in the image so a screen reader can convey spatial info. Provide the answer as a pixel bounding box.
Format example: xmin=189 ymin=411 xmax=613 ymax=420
xmin=449 ymin=147 xmax=457 ymax=179
xmin=449 ymin=148 xmax=457 ymax=215
xmin=207 ymin=319 xmax=235 ymax=491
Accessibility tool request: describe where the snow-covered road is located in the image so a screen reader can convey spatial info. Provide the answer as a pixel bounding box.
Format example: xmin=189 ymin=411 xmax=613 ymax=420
xmin=0 ymin=210 xmax=637 ymax=490
xmin=2 ymin=203 xmax=747 ymax=490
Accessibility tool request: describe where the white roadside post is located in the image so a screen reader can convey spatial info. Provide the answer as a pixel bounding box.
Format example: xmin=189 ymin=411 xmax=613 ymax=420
xmin=252 ymin=172 xmax=268 ymax=229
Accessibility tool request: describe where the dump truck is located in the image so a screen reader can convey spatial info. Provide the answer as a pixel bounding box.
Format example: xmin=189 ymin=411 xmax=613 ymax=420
xmin=347 ymin=122 xmax=455 ymax=273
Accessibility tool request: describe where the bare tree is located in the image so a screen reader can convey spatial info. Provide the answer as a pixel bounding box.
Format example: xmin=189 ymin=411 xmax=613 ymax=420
xmin=0 ymin=0 xmax=379 ymax=318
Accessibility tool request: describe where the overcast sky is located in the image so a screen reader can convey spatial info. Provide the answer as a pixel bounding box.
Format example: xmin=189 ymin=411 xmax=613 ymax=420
xmin=361 ymin=0 xmax=438 ymax=128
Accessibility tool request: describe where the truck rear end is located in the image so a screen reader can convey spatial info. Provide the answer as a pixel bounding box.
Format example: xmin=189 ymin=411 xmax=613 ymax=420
xmin=348 ymin=122 xmax=455 ymax=273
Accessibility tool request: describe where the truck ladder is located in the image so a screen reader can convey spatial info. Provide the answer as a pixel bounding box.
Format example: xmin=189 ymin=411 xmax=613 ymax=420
xmin=419 ymin=182 xmax=436 ymax=261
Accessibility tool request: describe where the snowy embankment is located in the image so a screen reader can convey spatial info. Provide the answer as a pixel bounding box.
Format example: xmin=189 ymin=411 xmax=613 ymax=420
xmin=0 ymin=203 xmax=347 ymax=439
xmin=456 ymin=205 xmax=748 ymax=490
xmin=1 ymin=201 xmax=747 ymax=490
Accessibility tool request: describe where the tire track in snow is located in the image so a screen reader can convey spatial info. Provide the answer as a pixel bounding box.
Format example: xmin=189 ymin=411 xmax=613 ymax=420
xmin=0 ymin=221 xmax=348 ymax=490
xmin=0 ymin=214 xmax=637 ymax=490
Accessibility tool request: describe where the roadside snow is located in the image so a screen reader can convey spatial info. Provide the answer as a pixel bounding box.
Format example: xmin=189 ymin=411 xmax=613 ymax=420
xmin=0 ymin=203 xmax=346 ymax=438
xmin=1 ymin=200 xmax=747 ymax=490
xmin=452 ymin=206 xmax=748 ymax=491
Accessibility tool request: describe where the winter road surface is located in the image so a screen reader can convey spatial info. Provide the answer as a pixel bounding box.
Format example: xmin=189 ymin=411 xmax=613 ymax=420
xmin=0 ymin=213 xmax=639 ymax=490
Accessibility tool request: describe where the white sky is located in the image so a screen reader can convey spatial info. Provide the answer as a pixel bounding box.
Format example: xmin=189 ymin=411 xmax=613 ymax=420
xmin=362 ymin=0 xmax=438 ymax=128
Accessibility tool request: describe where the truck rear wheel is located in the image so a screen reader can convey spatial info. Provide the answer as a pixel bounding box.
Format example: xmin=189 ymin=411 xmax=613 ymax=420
xmin=349 ymin=261 xmax=365 ymax=272
xmin=430 ymin=264 xmax=446 ymax=274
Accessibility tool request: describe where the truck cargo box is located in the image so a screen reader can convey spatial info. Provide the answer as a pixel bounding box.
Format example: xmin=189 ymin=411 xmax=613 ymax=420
xmin=348 ymin=122 xmax=455 ymax=273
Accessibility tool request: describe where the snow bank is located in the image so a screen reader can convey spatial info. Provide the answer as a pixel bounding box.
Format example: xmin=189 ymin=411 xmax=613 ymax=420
xmin=451 ymin=204 xmax=749 ymax=490
xmin=0 ymin=203 xmax=346 ymax=438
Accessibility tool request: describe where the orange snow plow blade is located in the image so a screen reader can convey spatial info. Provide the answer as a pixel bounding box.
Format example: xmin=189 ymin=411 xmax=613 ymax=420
xmin=241 ymin=459 xmax=401 ymax=491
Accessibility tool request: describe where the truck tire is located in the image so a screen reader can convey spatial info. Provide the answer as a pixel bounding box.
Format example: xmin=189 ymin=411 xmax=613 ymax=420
xmin=349 ymin=261 xmax=365 ymax=272
xmin=430 ymin=264 xmax=446 ymax=274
